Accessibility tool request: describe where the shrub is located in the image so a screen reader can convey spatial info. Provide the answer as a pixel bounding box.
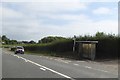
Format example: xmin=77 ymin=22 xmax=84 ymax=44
xmin=24 ymin=39 xmax=73 ymax=53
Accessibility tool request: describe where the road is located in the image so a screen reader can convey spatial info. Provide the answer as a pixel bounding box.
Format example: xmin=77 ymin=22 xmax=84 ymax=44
xmin=2 ymin=48 xmax=118 ymax=80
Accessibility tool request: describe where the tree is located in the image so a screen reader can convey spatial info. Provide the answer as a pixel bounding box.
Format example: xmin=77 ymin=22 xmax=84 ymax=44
xmin=38 ymin=36 xmax=66 ymax=43
xmin=10 ymin=40 xmax=18 ymax=44
xmin=0 ymin=36 xmax=2 ymax=44
xmin=95 ymin=32 xmax=106 ymax=39
xmin=29 ymin=40 xmax=36 ymax=44
xmin=22 ymin=41 xmax=29 ymax=44
xmin=2 ymin=35 xmax=10 ymax=44
xmin=2 ymin=35 xmax=9 ymax=41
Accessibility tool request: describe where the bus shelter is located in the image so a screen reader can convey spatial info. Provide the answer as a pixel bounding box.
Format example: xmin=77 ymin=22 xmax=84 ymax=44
xmin=76 ymin=41 xmax=98 ymax=60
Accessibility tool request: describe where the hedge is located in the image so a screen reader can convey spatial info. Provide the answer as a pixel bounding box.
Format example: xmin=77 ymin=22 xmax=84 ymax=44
xmin=23 ymin=37 xmax=119 ymax=59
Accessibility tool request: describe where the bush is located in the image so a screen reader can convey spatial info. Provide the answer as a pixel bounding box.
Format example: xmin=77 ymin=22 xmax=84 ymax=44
xmin=10 ymin=47 xmax=16 ymax=51
xmin=24 ymin=39 xmax=73 ymax=53
xmin=24 ymin=32 xmax=119 ymax=59
xmin=96 ymin=38 xmax=118 ymax=59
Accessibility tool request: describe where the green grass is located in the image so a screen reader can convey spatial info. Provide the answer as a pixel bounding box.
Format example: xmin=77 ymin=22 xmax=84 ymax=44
xmin=25 ymin=51 xmax=58 ymax=57
xmin=24 ymin=50 xmax=77 ymax=60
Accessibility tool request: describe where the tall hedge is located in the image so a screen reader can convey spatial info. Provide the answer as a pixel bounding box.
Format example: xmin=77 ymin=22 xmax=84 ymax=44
xmin=23 ymin=33 xmax=119 ymax=59
xmin=96 ymin=38 xmax=118 ymax=59
xmin=76 ymin=34 xmax=119 ymax=59
xmin=24 ymin=39 xmax=73 ymax=53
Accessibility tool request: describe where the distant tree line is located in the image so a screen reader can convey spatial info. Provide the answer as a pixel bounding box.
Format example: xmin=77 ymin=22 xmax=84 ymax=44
xmin=1 ymin=32 xmax=119 ymax=45
xmin=1 ymin=35 xmax=67 ymax=45
xmin=1 ymin=35 xmax=17 ymax=44
xmin=38 ymin=36 xmax=67 ymax=43
xmin=1 ymin=35 xmax=36 ymax=45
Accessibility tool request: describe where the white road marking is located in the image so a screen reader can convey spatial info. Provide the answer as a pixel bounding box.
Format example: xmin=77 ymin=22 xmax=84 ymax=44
xmin=67 ymin=61 xmax=72 ymax=63
xmin=7 ymin=53 xmax=117 ymax=76
xmin=25 ymin=60 xmax=28 ymax=62
xmin=85 ymin=66 xmax=92 ymax=69
xmin=72 ymin=63 xmax=112 ymax=74
xmin=73 ymin=63 xmax=108 ymax=73
xmin=12 ymin=54 xmax=28 ymax=62
xmin=55 ymin=59 xmax=69 ymax=64
xmin=13 ymin=55 xmax=18 ymax=57
xmin=77 ymin=61 xmax=85 ymax=62
xmin=91 ymin=68 xmax=109 ymax=73
xmin=74 ymin=64 xmax=79 ymax=66
xmin=49 ymin=58 xmax=53 ymax=60
xmin=17 ymin=56 xmax=20 ymax=58
xmin=84 ymin=66 xmax=110 ymax=73
xmin=54 ymin=59 xmax=58 ymax=60
xmin=40 ymin=68 xmax=46 ymax=71
xmin=62 ymin=61 xmax=69 ymax=64
xmin=46 ymin=57 xmax=49 ymax=59
xmin=11 ymin=54 xmax=74 ymax=80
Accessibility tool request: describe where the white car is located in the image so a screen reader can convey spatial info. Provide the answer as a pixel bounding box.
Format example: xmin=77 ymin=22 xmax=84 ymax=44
xmin=15 ymin=46 xmax=24 ymax=54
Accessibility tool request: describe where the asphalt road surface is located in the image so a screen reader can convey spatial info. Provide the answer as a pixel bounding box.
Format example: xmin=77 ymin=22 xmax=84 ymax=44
xmin=2 ymin=48 xmax=118 ymax=79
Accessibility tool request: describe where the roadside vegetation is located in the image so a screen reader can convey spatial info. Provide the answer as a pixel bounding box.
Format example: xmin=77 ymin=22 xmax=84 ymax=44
xmin=1 ymin=32 xmax=119 ymax=60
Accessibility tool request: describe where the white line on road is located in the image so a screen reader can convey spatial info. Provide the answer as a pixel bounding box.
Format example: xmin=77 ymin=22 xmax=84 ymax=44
xmin=85 ymin=66 xmax=92 ymax=69
xmin=13 ymin=55 xmax=28 ymax=62
xmin=46 ymin=57 xmax=49 ymax=59
xmin=55 ymin=59 xmax=69 ymax=64
xmin=73 ymin=63 xmax=109 ymax=73
xmin=72 ymin=62 xmax=114 ymax=75
xmin=84 ymin=66 xmax=110 ymax=73
xmin=40 ymin=68 xmax=46 ymax=71
xmin=49 ymin=58 xmax=53 ymax=60
xmin=73 ymin=64 xmax=79 ymax=66
xmin=5 ymin=53 xmax=115 ymax=76
xmin=10 ymin=54 xmax=75 ymax=80
xmin=26 ymin=59 xmax=74 ymax=79
xmin=91 ymin=68 xmax=109 ymax=73
xmin=77 ymin=61 xmax=85 ymax=62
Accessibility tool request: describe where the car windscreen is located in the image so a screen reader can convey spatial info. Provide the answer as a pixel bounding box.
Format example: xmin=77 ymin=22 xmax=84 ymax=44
xmin=17 ymin=47 xmax=23 ymax=49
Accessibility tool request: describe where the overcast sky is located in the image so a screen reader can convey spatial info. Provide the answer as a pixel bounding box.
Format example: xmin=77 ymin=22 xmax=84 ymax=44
xmin=1 ymin=0 xmax=118 ymax=41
